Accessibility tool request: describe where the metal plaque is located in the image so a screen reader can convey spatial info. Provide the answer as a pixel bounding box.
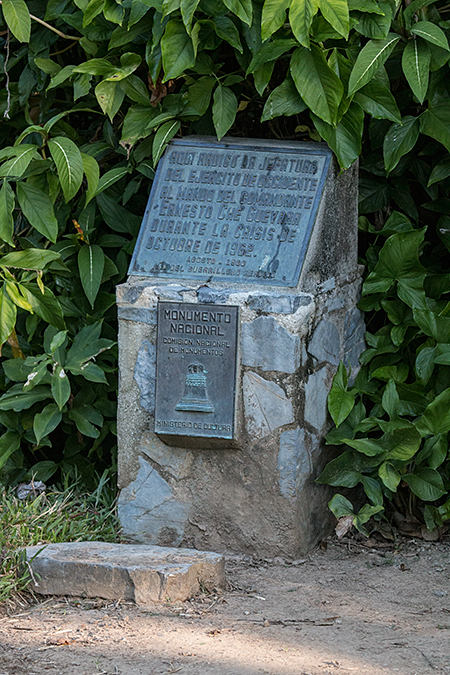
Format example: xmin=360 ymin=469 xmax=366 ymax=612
xmin=129 ymin=136 xmax=332 ymax=287
xmin=155 ymin=301 xmax=239 ymax=441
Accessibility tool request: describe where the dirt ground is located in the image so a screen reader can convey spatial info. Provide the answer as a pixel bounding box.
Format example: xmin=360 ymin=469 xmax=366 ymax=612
xmin=1 ymin=535 xmax=449 ymax=675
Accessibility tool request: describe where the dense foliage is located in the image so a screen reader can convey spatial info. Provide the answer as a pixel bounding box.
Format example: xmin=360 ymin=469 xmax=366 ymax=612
xmin=0 ymin=0 xmax=450 ymax=531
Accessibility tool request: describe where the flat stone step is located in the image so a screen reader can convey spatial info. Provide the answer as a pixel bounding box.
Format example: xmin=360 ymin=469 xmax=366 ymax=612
xmin=26 ymin=541 xmax=225 ymax=604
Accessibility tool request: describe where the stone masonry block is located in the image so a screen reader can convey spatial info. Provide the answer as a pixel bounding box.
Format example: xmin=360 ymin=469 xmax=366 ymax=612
xmin=278 ymin=427 xmax=313 ymax=499
xmin=243 ymin=372 xmax=294 ymax=439
xmin=26 ymin=541 xmax=225 ymax=604
xmin=241 ymin=316 xmax=300 ymax=373
xmin=134 ymin=340 xmax=156 ymax=412
xmin=118 ymin=456 xmax=189 ymax=547
xmin=304 ymin=367 xmax=329 ymax=431
xmin=307 ymin=319 xmax=340 ymax=365
xmin=246 ymin=292 xmax=312 ymax=315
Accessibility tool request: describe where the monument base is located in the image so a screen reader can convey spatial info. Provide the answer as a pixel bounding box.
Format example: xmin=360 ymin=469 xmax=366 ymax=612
xmin=116 ymin=271 xmax=365 ymax=557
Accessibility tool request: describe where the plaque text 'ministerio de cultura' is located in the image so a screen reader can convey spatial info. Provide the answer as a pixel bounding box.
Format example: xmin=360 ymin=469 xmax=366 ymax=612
xmin=155 ymin=302 xmax=239 ymax=440
xmin=129 ymin=137 xmax=331 ymax=287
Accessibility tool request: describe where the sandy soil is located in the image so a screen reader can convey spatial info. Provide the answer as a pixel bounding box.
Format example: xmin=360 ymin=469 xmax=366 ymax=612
xmin=1 ymin=535 xmax=449 ymax=675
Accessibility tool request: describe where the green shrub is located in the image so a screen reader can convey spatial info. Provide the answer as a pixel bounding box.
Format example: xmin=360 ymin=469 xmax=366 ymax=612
xmin=0 ymin=0 xmax=449 ymax=528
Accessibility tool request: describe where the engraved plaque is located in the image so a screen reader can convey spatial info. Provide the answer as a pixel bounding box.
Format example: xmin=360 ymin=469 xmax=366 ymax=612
xmin=155 ymin=301 xmax=238 ymax=442
xmin=129 ymin=137 xmax=332 ymax=287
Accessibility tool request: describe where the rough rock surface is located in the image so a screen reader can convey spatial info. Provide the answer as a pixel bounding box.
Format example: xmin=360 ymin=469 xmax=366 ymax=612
xmin=26 ymin=541 xmax=225 ymax=604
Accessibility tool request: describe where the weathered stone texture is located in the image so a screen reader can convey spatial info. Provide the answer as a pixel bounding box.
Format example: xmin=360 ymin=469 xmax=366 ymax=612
xmin=241 ymin=316 xmax=300 ymax=373
xmin=243 ymin=372 xmax=294 ymax=439
xmin=26 ymin=541 xmax=225 ymax=604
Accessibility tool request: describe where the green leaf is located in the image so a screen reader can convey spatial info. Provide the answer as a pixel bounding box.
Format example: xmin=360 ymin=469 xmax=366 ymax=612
xmin=348 ymin=34 xmax=400 ymax=96
xmin=95 ymin=81 xmax=125 ymax=122
xmin=83 ymin=0 xmax=105 ymax=27
xmin=344 ymin=437 xmax=386 ymax=456
xmin=69 ymin=404 xmax=103 ymax=438
xmin=161 ymin=19 xmax=195 ymax=80
xmin=104 ymin=53 xmax=142 ymax=82
xmin=289 ymin=0 xmax=319 ymax=48
xmin=361 ymin=475 xmax=383 ymax=505
xmin=152 ymin=120 xmax=181 ymax=165
xmin=34 ymin=58 xmax=61 ymax=77
xmin=316 ymin=450 xmax=362 ymax=487
xmin=403 ymin=468 xmax=445 ymax=501
xmin=33 ymin=403 xmax=62 ymax=444
xmin=354 ymin=0 xmax=391 ymax=39
xmin=51 ymin=365 xmax=71 ymax=410
xmin=327 ymin=362 xmax=355 ymax=427
xmin=427 ymin=156 xmax=450 ymax=186
xmin=212 ymin=85 xmax=238 ymax=140
xmin=81 ymin=153 xmax=100 ymax=206
xmin=290 ymin=45 xmax=343 ymax=126
xmin=403 ymin=0 xmax=436 ymax=28
xmin=378 ymin=461 xmax=401 ymax=491
xmin=410 ymin=21 xmax=449 ymax=50
xmin=22 ymin=284 xmax=65 ymax=330
xmin=413 ymin=309 xmax=450 ymax=342
xmin=312 ymin=101 xmax=364 ymax=169
xmin=415 ymin=387 xmax=450 ymax=436
xmin=119 ymin=75 xmax=151 ymax=106
xmin=223 ymin=0 xmax=252 ymax=25
xmin=16 ymin=182 xmax=59 ymax=243
xmin=328 ymin=493 xmax=354 ymax=518
xmin=73 ymin=58 xmax=115 ymax=77
xmin=261 ymin=0 xmax=290 ymax=41
xmin=318 ymin=0 xmax=349 ymax=38
xmin=0 ymin=179 xmax=15 ymax=246
xmin=0 ymin=248 xmax=60 ymax=270
xmin=354 ymin=78 xmax=401 ymax=123
xmin=0 ymin=383 xmax=51 ymax=411
xmin=95 ymin=167 xmax=130 ymax=197
xmin=261 ymin=76 xmax=306 ymax=122
xmin=181 ymin=0 xmax=200 ymax=32
xmin=185 ymin=77 xmax=216 ymax=116
xmin=383 ymin=116 xmax=420 ymax=174
xmin=0 ymin=145 xmax=38 ymax=178
xmin=65 ymin=322 xmax=115 ymax=367
xmin=0 ymin=430 xmax=21 ymax=469
xmin=416 ymin=434 xmax=448 ymax=470
xmin=0 ymin=282 xmax=16 ymax=346
xmin=384 ymin=425 xmax=421 ymax=460
xmin=248 ymin=39 xmax=297 ymax=74
xmin=213 ymin=16 xmax=243 ymax=52
xmin=48 ymin=136 xmax=84 ymax=203
xmin=67 ymin=360 xmax=108 ymax=383
xmin=381 ymin=379 xmax=399 ymax=418
xmin=2 ymin=0 xmax=31 ymax=42
xmin=420 ymin=102 xmax=450 ymax=153
xmin=402 ymin=38 xmax=430 ymax=104
xmin=47 ymin=65 xmax=76 ymax=90
xmin=78 ymin=244 xmax=105 ymax=308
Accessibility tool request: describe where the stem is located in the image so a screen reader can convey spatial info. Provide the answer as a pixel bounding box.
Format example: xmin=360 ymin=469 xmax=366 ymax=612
xmin=3 ymin=28 xmax=10 ymax=119
xmin=0 ymin=2 xmax=81 ymax=41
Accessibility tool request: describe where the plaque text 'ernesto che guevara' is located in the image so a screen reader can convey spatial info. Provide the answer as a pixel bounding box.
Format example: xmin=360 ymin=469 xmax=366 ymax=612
xmin=155 ymin=301 xmax=239 ymax=440
xmin=129 ymin=137 xmax=331 ymax=287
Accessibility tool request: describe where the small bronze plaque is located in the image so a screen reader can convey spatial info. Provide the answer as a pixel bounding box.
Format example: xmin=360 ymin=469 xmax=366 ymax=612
xmin=129 ymin=136 xmax=331 ymax=287
xmin=155 ymin=301 xmax=238 ymax=442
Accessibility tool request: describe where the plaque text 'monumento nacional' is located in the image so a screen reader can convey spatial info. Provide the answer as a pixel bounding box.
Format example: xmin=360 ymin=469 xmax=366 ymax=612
xmin=155 ymin=302 xmax=239 ymax=441
xmin=129 ymin=137 xmax=331 ymax=287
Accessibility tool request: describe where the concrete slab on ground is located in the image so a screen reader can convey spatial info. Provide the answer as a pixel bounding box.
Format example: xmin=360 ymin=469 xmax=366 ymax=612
xmin=26 ymin=541 xmax=225 ymax=604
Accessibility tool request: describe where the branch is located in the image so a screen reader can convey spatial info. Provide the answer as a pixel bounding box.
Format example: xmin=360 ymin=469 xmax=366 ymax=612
xmin=0 ymin=2 xmax=81 ymax=41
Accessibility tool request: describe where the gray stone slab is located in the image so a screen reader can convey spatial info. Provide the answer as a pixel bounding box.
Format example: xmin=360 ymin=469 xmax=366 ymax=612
xmin=241 ymin=316 xmax=300 ymax=373
xmin=278 ymin=427 xmax=313 ymax=499
xmin=246 ymin=292 xmax=312 ymax=314
xmin=307 ymin=319 xmax=340 ymax=365
xmin=197 ymin=287 xmax=231 ymax=304
xmin=243 ymin=371 xmax=294 ymax=438
xmin=26 ymin=541 xmax=225 ymax=605
xmin=118 ymin=456 xmax=189 ymax=547
xmin=304 ymin=367 xmax=329 ymax=431
xmin=134 ymin=340 xmax=156 ymax=412
xmin=118 ymin=307 xmax=157 ymax=325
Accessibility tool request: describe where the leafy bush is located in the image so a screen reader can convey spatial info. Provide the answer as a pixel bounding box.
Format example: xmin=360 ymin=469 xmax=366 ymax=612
xmin=0 ymin=0 xmax=450 ymax=529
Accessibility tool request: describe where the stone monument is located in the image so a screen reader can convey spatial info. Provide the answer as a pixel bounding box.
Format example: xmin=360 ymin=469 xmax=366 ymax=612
xmin=116 ymin=136 xmax=364 ymax=557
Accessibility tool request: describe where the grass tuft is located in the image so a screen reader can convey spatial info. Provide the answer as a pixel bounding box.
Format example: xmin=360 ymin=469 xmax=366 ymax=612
xmin=0 ymin=478 xmax=119 ymax=604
